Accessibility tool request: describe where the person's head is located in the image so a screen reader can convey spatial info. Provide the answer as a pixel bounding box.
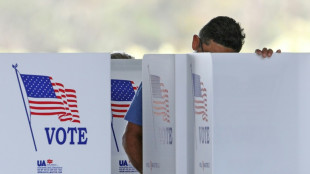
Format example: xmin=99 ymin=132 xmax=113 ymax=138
xmin=192 ymin=16 xmax=245 ymax=53
xmin=111 ymin=52 xmax=135 ymax=59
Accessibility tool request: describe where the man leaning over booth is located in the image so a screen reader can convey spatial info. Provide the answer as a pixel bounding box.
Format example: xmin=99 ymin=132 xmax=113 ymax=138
xmin=122 ymin=16 xmax=281 ymax=174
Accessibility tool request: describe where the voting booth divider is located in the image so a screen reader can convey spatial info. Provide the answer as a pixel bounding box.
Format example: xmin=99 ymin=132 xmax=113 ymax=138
xmin=142 ymin=54 xmax=213 ymax=174
xmin=0 ymin=54 xmax=143 ymax=174
xmin=111 ymin=59 xmax=141 ymax=173
xmin=0 ymin=54 xmax=111 ymax=174
xmin=142 ymin=54 xmax=190 ymax=174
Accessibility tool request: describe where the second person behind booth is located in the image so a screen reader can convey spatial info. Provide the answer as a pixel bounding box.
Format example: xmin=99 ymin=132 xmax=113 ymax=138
xmin=122 ymin=16 xmax=281 ymax=174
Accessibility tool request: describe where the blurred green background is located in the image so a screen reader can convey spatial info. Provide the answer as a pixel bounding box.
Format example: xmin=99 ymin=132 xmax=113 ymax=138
xmin=1 ymin=0 xmax=310 ymax=58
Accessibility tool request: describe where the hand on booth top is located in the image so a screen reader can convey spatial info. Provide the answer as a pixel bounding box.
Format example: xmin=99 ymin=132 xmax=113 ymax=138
xmin=255 ymin=48 xmax=281 ymax=58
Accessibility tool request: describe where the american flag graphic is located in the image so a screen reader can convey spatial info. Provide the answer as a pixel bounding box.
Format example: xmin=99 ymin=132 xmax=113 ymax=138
xmin=20 ymin=74 xmax=80 ymax=123
xmin=111 ymin=79 xmax=138 ymax=118
xmin=150 ymin=75 xmax=170 ymax=123
xmin=192 ymin=73 xmax=208 ymax=122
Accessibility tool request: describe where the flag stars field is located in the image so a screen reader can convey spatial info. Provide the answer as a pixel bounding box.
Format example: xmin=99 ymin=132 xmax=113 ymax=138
xmin=111 ymin=80 xmax=138 ymax=118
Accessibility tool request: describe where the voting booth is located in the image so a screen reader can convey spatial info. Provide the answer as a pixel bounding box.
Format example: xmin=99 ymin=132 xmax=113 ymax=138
xmin=143 ymin=53 xmax=310 ymax=174
xmin=142 ymin=54 xmax=195 ymax=174
xmin=111 ymin=59 xmax=141 ymax=173
xmin=0 ymin=54 xmax=111 ymax=174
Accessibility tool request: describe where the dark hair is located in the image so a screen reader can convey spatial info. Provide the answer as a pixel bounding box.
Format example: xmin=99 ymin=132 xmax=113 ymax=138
xmin=199 ymin=16 xmax=245 ymax=52
xmin=111 ymin=52 xmax=134 ymax=59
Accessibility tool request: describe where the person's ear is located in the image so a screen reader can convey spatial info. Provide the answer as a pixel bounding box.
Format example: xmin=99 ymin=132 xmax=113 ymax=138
xmin=192 ymin=35 xmax=200 ymax=51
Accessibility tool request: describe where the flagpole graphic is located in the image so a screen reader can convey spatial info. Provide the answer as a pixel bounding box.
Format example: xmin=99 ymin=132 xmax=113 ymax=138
xmin=12 ymin=64 xmax=38 ymax=151
xmin=13 ymin=64 xmax=81 ymax=151
xmin=111 ymin=116 xmax=119 ymax=152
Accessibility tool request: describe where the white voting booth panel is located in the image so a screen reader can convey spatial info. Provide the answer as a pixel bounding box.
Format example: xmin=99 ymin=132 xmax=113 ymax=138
xmin=189 ymin=54 xmax=213 ymax=174
xmin=143 ymin=53 xmax=310 ymax=174
xmin=0 ymin=54 xmax=111 ymax=174
xmin=210 ymin=53 xmax=310 ymax=174
xmin=111 ymin=59 xmax=141 ymax=173
xmin=142 ymin=54 xmax=194 ymax=174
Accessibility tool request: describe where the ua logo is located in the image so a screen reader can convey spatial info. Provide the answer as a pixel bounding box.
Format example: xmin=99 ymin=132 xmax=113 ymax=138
xmin=37 ymin=160 xmax=46 ymax=166
xmin=119 ymin=160 xmax=128 ymax=166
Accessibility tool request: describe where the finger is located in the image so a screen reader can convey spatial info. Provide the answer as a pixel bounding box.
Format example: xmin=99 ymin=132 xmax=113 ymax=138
xmin=276 ymin=49 xmax=281 ymax=53
xmin=255 ymin=49 xmax=262 ymax=55
xmin=267 ymin=49 xmax=273 ymax=57
xmin=262 ymin=48 xmax=268 ymax=58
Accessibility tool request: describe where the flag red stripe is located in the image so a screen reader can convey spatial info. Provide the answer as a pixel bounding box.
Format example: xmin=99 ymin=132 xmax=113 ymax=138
xmin=29 ymin=100 xmax=63 ymax=105
xmin=153 ymin=106 xmax=168 ymax=111
xmin=60 ymin=118 xmax=72 ymax=122
xmin=68 ymin=105 xmax=78 ymax=108
xmin=195 ymin=100 xmax=204 ymax=104
xmin=30 ymin=106 xmax=65 ymax=110
xmin=195 ymin=111 xmax=207 ymax=115
xmin=162 ymin=94 xmax=169 ymax=98
xmin=111 ymin=104 xmax=130 ymax=107
xmin=31 ymin=112 xmax=66 ymax=115
xmin=195 ymin=106 xmax=206 ymax=109
xmin=59 ymin=89 xmax=65 ymax=93
xmin=112 ymin=114 xmax=125 ymax=118
xmin=66 ymin=94 xmax=77 ymax=98
xmin=154 ymin=100 xmax=167 ymax=104
xmin=65 ymin=89 xmax=76 ymax=93
xmin=153 ymin=100 xmax=169 ymax=104
xmin=55 ymin=83 xmax=64 ymax=88
xmin=153 ymin=112 xmax=168 ymax=116
xmin=161 ymin=89 xmax=168 ymax=93
xmin=112 ymin=109 xmax=128 ymax=112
